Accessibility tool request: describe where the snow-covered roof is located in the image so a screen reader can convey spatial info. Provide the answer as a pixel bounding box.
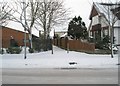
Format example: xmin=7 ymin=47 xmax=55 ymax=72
xmin=5 ymin=21 xmax=40 ymax=37
xmin=60 ymin=33 xmax=67 ymax=37
xmin=114 ymin=20 xmax=120 ymax=27
xmin=6 ymin=21 xmax=24 ymax=32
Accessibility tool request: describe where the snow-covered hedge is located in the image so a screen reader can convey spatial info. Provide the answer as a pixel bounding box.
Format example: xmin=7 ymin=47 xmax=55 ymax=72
xmin=0 ymin=48 xmax=4 ymax=54
xmin=6 ymin=47 xmax=22 ymax=54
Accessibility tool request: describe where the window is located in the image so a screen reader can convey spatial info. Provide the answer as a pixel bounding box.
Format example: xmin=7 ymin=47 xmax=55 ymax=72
xmin=103 ymin=29 xmax=108 ymax=36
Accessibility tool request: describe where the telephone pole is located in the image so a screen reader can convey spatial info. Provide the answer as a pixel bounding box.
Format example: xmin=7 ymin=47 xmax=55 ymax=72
xmin=23 ymin=0 xmax=27 ymax=59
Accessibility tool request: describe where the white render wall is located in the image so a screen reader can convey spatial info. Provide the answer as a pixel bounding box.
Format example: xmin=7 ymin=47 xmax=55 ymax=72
xmin=118 ymin=28 xmax=120 ymax=58
xmin=114 ymin=28 xmax=119 ymax=44
xmin=100 ymin=16 xmax=109 ymax=27
xmin=88 ymin=21 xmax=92 ymax=37
xmin=114 ymin=20 xmax=120 ymax=44
xmin=0 ymin=26 xmax=2 ymax=86
xmin=92 ymin=15 xmax=109 ymax=27
xmin=92 ymin=15 xmax=100 ymax=26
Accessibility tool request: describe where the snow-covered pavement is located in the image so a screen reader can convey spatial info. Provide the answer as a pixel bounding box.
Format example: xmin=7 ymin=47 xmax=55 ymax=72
xmin=1 ymin=46 xmax=118 ymax=68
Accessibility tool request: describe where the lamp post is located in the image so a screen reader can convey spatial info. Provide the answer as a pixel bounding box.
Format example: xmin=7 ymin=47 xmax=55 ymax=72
xmin=24 ymin=29 xmax=27 ymax=59
xmin=51 ymin=38 xmax=53 ymax=54
xmin=23 ymin=1 xmax=27 ymax=59
xmin=67 ymin=35 xmax=69 ymax=53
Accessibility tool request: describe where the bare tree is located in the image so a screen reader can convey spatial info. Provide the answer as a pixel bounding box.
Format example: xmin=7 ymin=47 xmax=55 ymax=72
xmin=8 ymin=0 xmax=39 ymax=48
xmin=36 ymin=0 xmax=69 ymax=50
xmin=0 ymin=1 xmax=12 ymax=26
xmin=100 ymin=1 xmax=120 ymax=58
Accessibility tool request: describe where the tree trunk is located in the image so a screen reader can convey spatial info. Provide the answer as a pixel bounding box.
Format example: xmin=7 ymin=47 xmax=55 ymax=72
xmin=43 ymin=31 xmax=47 ymax=51
xmin=29 ymin=31 xmax=33 ymax=49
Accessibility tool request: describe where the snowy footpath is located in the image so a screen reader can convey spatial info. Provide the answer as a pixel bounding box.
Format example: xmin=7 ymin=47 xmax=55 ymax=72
xmin=1 ymin=46 xmax=119 ymax=69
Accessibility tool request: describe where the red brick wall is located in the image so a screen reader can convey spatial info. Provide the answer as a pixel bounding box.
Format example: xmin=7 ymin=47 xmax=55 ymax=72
xmin=2 ymin=27 xmax=29 ymax=48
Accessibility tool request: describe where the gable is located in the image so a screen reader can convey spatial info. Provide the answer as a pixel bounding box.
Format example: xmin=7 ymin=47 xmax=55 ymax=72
xmin=89 ymin=5 xmax=99 ymax=20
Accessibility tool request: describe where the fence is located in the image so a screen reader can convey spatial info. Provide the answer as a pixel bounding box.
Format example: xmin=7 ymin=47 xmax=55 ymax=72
xmin=53 ymin=38 xmax=95 ymax=52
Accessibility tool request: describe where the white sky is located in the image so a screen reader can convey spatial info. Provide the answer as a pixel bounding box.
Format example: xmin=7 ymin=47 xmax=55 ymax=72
xmin=64 ymin=0 xmax=93 ymax=27
xmin=1 ymin=0 xmax=117 ymax=36
xmin=64 ymin=0 xmax=117 ymax=27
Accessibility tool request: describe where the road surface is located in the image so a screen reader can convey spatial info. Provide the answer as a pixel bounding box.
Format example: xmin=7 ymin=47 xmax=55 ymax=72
xmin=2 ymin=68 xmax=118 ymax=84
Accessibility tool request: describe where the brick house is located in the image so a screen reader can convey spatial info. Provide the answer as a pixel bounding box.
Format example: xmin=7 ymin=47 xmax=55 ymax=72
xmin=1 ymin=26 xmax=37 ymax=48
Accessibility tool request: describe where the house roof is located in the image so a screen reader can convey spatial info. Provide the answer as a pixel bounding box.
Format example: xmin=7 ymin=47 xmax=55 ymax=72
xmin=5 ymin=21 xmax=40 ymax=37
xmin=2 ymin=26 xmax=39 ymax=38
xmin=111 ymin=6 xmax=120 ymax=19
xmin=60 ymin=33 xmax=67 ymax=38
xmin=90 ymin=2 xmax=119 ymax=25
xmin=89 ymin=3 xmax=99 ymax=20
xmin=2 ymin=26 xmax=27 ymax=34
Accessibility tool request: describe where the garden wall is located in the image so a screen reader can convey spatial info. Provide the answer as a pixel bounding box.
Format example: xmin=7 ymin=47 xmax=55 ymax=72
xmin=53 ymin=38 xmax=95 ymax=52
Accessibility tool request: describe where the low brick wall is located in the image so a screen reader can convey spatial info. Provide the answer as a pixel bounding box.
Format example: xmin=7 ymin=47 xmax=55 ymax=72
xmin=53 ymin=38 xmax=95 ymax=52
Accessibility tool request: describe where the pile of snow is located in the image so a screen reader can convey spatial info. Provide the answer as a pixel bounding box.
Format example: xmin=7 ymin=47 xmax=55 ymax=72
xmin=1 ymin=46 xmax=118 ymax=69
xmin=60 ymin=33 xmax=67 ymax=38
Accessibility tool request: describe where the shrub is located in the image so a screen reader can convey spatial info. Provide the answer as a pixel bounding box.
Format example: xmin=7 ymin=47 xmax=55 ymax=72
xmin=95 ymin=41 xmax=104 ymax=49
xmin=33 ymin=34 xmax=47 ymax=52
xmin=88 ymin=37 xmax=94 ymax=43
xmin=95 ymin=35 xmax=110 ymax=50
xmin=0 ymin=48 xmax=4 ymax=54
xmin=33 ymin=39 xmax=42 ymax=52
xmin=28 ymin=48 xmax=34 ymax=53
xmin=6 ymin=47 xmax=22 ymax=54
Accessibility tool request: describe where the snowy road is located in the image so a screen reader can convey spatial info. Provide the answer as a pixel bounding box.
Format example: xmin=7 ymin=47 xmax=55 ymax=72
xmin=2 ymin=68 xmax=118 ymax=84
